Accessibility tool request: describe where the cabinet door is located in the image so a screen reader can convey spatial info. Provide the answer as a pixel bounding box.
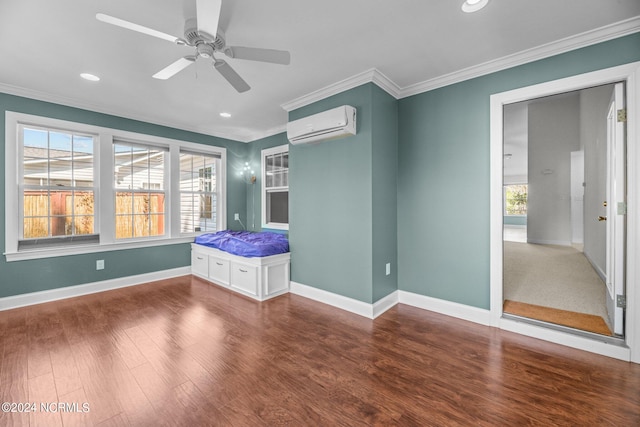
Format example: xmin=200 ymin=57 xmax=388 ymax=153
xmin=191 ymin=251 xmax=208 ymax=277
xmin=230 ymin=262 xmax=258 ymax=296
xmin=264 ymin=262 xmax=289 ymax=296
xmin=209 ymin=256 xmax=230 ymax=286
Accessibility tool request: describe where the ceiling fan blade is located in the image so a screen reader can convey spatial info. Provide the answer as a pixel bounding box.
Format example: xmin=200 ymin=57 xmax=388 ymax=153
xmin=96 ymin=13 xmax=179 ymax=43
xmin=153 ymin=57 xmax=196 ymax=80
xmin=196 ymin=0 xmax=222 ymax=39
xmin=214 ymin=60 xmax=250 ymax=93
xmin=224 ymin=46 xmax=291 ymax=65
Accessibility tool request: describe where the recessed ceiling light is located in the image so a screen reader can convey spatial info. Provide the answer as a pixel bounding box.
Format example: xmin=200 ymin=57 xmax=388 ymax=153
xmin=462 ymin=0 xmax=489 ymax=13
xmin=80 ymin=73 xmax=100 ymax=82
xmin=220 ymin=112 xmax=231 ymax=118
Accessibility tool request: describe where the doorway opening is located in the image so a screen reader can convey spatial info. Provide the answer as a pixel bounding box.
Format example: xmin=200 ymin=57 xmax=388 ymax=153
xmin=501 ymin=84 xmax=624 ymax=338
xmin=489 ymin=62 xmax=640 ymax=361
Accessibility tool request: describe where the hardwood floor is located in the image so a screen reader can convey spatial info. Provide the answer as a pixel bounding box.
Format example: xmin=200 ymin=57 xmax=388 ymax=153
xmin=1 ymin=275 xmax=639 ymax=426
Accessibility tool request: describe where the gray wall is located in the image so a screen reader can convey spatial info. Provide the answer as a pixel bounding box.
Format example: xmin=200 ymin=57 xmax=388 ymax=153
xmin=527 ymin=93 xmax=580 ymax=245
xmin=0 ymin=93 xmax=248 ymax=298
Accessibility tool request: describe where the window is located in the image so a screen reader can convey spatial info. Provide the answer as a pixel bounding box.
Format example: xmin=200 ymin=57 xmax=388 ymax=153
xmin=262 ymin=145 xmax=289 ymax=230
xmin=114 ymin=142 xmax=167 ymax=239
xmin=5 ymin=112 xmax=226 ymax=261
xmin=19 ymin=124 xmax=97 ymax=249
xmin=504 ymin=184 xmax=528 ymax=215
xmin=179 ymin=151 xmax=221 ymax=233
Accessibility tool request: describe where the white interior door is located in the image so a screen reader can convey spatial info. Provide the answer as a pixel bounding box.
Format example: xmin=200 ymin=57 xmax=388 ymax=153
xmin=605 ymin=82 xmax=626 ymax=336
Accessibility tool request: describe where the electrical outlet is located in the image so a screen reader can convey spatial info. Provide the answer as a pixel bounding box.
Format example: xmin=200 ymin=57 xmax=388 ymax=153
xmin=385 ymin=263 xmax=391 ymax=276
xmin=96 ymin=260 xmax=105 ymax=270
xmin=234 ymin=213 xmax=240 ymax=221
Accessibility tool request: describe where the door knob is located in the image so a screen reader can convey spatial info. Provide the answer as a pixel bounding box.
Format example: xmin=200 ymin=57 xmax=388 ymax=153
xmin=598 ymin=216 xmax=607 ymax=221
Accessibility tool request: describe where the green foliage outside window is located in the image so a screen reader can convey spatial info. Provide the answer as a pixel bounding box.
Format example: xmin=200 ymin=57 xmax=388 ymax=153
xmin=505 ymin=184 xmax=527 ymax=215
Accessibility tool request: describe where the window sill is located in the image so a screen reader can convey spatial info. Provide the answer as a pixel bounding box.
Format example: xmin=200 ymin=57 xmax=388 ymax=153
xmin=262 ymin=223 xmax=289 ymax=231
xmin=4 ymin=236 xmax=195 ymax=262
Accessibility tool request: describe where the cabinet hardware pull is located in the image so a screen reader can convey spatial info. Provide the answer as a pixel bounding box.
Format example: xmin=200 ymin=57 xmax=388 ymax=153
xmin=196 ymin=256 xmax=204 ymax=260
xmin=239 ymin=269 xmax=247 ymax=273
xmin=216 ymin=262 xmax=223 ymax=266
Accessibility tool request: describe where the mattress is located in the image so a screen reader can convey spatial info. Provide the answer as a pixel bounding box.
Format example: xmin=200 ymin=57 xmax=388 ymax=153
xmin=194 ymin=230 xmax=289 ymax=258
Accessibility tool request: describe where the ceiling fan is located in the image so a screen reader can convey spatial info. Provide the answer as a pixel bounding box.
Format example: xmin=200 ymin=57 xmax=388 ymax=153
xmin=96 ymin=0 xmax=290 ymax=93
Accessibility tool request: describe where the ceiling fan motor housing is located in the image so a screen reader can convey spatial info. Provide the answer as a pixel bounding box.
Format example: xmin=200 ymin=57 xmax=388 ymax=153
xmin=184 ymin=18 xmax=225 ymax=51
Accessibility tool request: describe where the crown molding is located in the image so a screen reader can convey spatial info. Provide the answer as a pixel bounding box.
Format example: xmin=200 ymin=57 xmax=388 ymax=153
xmin=281 ymin=17 xmax=640 ymax=107
xmin=0 ymin=82 xmax=251 ymax=143
xmin=281 ymin=68 xmax=401 ymax=112
xmin=2 ymin=17 xmax=637 ymax=143
xmin=399 ymin=16 xmax=640 ymax=98
xmin=243 ymin=123 xmax=287 ymax=142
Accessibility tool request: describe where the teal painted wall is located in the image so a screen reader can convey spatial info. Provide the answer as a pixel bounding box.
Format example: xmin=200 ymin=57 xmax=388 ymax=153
xmin=289 ymin=84 xmax=374 ymax=302
xmin=0 ymin=93 xmax=247 ymax=298
xmin=288 ymin=83 xmax=399 ymax=303
xmin=504 ymin=216 xmax=527 ymax=226
xmin=371 ymin=85 xmax=398 ymax=302
xmin=397 ymin=33 xmax=640 ymax=309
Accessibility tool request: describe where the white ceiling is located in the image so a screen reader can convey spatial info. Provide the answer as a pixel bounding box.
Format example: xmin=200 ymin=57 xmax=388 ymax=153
xmin=1 ymin=0 xmax=639 ymax=142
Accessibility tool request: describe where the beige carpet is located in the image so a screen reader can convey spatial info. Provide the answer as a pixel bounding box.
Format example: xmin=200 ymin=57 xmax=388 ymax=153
xmin=504 ymin=300 xmax=612 ymax=336
xmin=503 ymin=241 xmax=611 ymax=332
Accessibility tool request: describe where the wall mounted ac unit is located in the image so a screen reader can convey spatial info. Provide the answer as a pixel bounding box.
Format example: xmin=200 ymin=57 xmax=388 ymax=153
xmin=287 ymin=105 xmax=356 ymax=145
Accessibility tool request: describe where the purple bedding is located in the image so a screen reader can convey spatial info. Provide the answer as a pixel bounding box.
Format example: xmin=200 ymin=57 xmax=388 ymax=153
xmin=194 ymin=230 xmax=289 ymax=258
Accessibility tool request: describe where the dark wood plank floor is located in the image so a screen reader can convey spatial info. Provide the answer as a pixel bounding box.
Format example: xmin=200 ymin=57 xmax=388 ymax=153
xmin=1 ymin=275 xmax=639 ymax=426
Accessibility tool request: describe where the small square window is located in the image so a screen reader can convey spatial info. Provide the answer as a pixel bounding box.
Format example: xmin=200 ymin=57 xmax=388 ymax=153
xmin=262 ymin=145 xmax=289 ymax=230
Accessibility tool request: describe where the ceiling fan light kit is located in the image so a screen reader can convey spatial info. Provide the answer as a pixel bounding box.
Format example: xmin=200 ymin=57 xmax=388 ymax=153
xmin=96 ymin=0 xmax=290 ymax=93
xmin=462 ymin=0 xmax=490 ymax=13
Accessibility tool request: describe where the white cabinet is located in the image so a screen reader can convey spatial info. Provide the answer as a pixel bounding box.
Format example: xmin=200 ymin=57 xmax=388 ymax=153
xmin=191 ymin=251 xmax=208 ymax=277
xmin=209 ymin=256 xmax=230 ymax=286
xmin=230 ymin=262 xmax=258 ymax=296
xmin=191 ymin=244 xmax=290 ymax=301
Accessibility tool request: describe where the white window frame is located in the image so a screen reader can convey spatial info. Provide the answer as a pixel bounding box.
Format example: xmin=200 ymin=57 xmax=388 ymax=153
xmin=261 ymin=144 xmax=289 ymax=231
xmin=17 ymin=123 xmax=100 ymax=248
xmin=113 ymin=140 xmax=168 ymax=240
xmin=178 ymin=151 xmax=222 ymax=234
xmin=5 ymin=111 xmax=226 ymax=261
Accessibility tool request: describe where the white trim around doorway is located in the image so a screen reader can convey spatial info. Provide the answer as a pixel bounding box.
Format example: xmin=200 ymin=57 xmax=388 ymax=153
xmin=489 ymin=61 xmax=640 ymax=363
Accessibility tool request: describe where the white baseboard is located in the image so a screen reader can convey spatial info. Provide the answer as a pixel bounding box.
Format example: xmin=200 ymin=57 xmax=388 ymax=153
xmin=527 ymin=239 xmax=572 ymax=246
xmin=290 ymin=281 xmax=399 ymax=319
xmin=398 ymin=290 xmax=492 ymax=326
xmin=289 ymin=281 xmax=492 ymax=325
xmin=288 ymin=280 xmax=495 ymax=328
xmin=0 ymin=266 xmax=191 ymax=311
xmin=373 ymin=291 xmax=399 ymax=318
xmin=289 ymin=281 xmax=376 ymax=318
xmin=583 ymin=249 xmax=607 ymax=283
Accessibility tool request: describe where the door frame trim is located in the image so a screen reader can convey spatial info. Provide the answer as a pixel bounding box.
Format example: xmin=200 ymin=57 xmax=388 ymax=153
xmin=489 ymin=61 xmax=640 ymax=362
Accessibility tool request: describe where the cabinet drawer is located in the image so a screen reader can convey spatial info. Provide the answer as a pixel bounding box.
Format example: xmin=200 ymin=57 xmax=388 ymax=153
xmin=230 ymin=263 xmax=258 ymax=296
xmin=191 ymin=251 xmax=208 ymax=277
xmin=208 ymin=256 xmax=230 ymax=285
